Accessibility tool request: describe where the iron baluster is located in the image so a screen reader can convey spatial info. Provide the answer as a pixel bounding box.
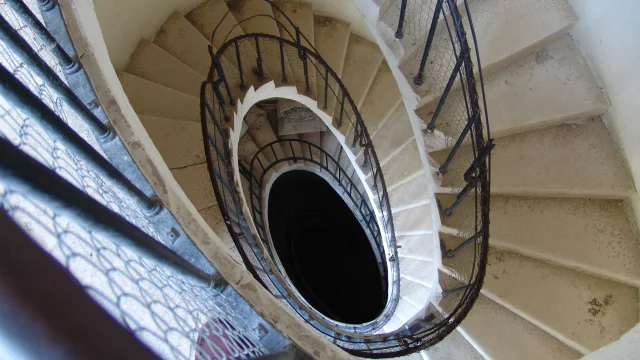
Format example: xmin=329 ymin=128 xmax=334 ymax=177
xmin=414 ymin=0 xmax=445 ymax=85
xmin=438 ymin=118 xmax=474 ymax=174
xmin=234 ymin=40 xmax=246 ymax=91
xmin=443 ymin=283 xmax=473 ymax=297
xmin=0 ymin=15 xmax=113 ymax=142
xmin=254 ymin=36 xmax=265 ymax=82
xmin=4 ymin=0 xmax=79 ymax=74
xmin=209 ymin=46 xmax=235 ymax=106
xmin=395 ymin=0 xmax=408 ymax=39
xmin=0 ymin=64 xmax=160 ymax=215
xmin=446 ymin=231 xmax=483 ymax=258
xmin=426 ymin=48 xmax=466 ymax=131
xmin=338 ymin=91 xmax=346 ymax=128
xmin=279 ymin=38 xmax=287 ymax=83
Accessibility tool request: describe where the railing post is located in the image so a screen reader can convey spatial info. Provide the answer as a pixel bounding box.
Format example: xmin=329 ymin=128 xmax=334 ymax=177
xmin=234 ymin=40 xmax=246 ymax=91
xmin=254 ymin=36 xmax=265 ymax=82
xmin=279 ymin=38 xmax=287 ymax=84
xmin=209 ymin=46 xmax=235 ymax=106
xmin=395 ymin=0 xmax=408 ymax=39
xmin=5 ymin=0 xmax=79 ymax=74
xmin=296 ymin=28 xmax=311 ymax=96
xmin=414 ymin=0 xmax=444 ymax=85
xmin=426 ymin=49 xmax=466 ymax=131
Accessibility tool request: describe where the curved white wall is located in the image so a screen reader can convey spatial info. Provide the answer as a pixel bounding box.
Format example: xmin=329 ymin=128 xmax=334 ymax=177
xmin=568 ymin=0 xmax=640 ymax=227
xmin=93 ymin=0 xmax=374 ymax=70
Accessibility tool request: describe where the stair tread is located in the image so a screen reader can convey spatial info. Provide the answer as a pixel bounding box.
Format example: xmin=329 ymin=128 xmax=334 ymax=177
xmin=119 ymin=72 xmax=200 ymax=123
xmin=455 ymin=294 xmax=582 ymax=360
xmin=371 ymin=103 xmax=414 ymax=164
xmin=126 ymin=39 xmax=205 ymax=97
xmin=171 ymin=163 xmax=216 ymax=211
xmin=314 ymin=15 xmax=351 ymax=116
xmin=186 ymin=0 xmax=244 ymax=50
xmin=340 ymin=34 xmax=384 ymax=108
xmin=388 ymin=174 xmax=431 ymax=211
xmin=481 ymin=248 xmax=639 ymax=353
xmin=399 ymin=256 xmax=434 ymax=287
xmin=427 ymin=329 xmax=484 ymax=360
xmin=400 ymin=0 xmax=577 ymax=105
xmin=393 ymin=202 xmax=434 ymax=235
xmin=359 ymin=61 xmax=403 ymax=136
xmin=445 ymin=194 xmax=640 ymax=286
xmin=378 ymin=141 xmax=423 ymax=189
xmin=139 ymin=115 xmax=204 ymax=169
xmin=229 ymin=0 xmax=295 ymax=86
xmin=419 ymin=36 xmax=608 ymax=140
xmin=153 ymin=13 xmax=212 ymax=77
xmin=397 ymin=234 xmax=435 ymax=261
xmin=432 ymin=118 xmax=635 ymax=198
xmin=272 ymin=0 xmax=317 ymax=97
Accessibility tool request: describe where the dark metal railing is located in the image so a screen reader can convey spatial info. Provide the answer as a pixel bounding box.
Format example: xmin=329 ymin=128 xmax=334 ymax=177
xmin=200 ymin=0 xmax=491 ymax=357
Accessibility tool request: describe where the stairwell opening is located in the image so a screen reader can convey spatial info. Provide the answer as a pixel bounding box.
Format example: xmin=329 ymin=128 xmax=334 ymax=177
xmin=267 ymin=170 xmax=387 ymax=324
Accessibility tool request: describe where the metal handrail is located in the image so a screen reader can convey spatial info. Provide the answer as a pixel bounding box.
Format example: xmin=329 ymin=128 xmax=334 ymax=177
xmin=200 ymin=0 xmax=491 ymax=356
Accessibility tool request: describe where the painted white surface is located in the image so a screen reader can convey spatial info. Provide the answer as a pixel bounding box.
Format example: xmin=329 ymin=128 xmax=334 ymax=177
xmin=581 ymin=323 xmax=640 ymax=360
xmin=568 ymin=0 xmax=640 ymax=225
xmin=93 ymin=0 xmax=374 ymax=70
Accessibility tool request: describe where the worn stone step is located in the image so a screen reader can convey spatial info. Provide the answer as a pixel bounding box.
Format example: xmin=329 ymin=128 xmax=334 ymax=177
xmin=427 ymin=329 xmax=484 ymax=360
xmin=419 ymin=36 xmax=608 ymax=140
xmin=139 ymin=115 xmax=204 ymax=169
xmin=314 ymin=15 xmax=351 ymax=116
xmin=370 ymin=103 xmax=415 ymax=165
xmin=186 ymin=0 xmax=265 ymax=87
xmin=359 ymin=61 xmax=403 ymax=136
xmin=171 ymin=163 xmax=216 ymax=211
xmin=397 ymin=234 xmax=435 ymax=261
xmin=126 ymin=39 xmax=205 ymax=97
xmin=388 ymin=173 xmax=431 ymax=211
xmin=377 ymin=141 xmax=423 ymax=189
xmin=272 ymin=0 xmax=317 ymax=98
xmin=481 ymin=248 xmax=638 ymax=354
xmin=229 ymin=0 xmax=295 ymax=87
xmin=119 ymin=72 xmax=200 ymax=123
xmin=393 ymin=202 xmax=434 ymax=235
xmin=442 ymin=193 xmax=640 ymax=287
xmin=454 ymin=294 xmax=582 ymax=360
xmin=431 ymin=119 xmax=635 ymax=198
xmin=401 ymin=0 xmax=577 ymax=107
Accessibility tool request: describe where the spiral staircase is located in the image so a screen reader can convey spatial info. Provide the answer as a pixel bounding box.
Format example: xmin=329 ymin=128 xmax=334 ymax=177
xmin=46 ymin=0 xmax=640 ymax=358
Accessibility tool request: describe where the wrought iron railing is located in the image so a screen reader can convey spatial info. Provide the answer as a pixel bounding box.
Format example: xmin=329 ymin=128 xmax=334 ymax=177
xmin=0 ymin=0 xmax=291 ymax=358
xmin=202 ymin=0 xmax=491 ymax=357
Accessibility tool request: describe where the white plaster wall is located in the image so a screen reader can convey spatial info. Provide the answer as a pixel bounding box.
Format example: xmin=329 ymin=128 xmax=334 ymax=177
xmin=567 ymin=0 xmax=640 ymax=226
xmin=93 ymin=0 xmax=374 ymax=70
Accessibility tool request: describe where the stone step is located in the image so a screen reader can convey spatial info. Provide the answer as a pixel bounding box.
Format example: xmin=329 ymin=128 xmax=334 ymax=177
xmin=314 ymin=15 xmax=351 ymax=116
xmin=431 ymin=118 xmax=635 ymax=198
xmin=441 ymin=193 xmax=640 ymax=287
xmin=388 ymin=173 xmax=431 ymax=211
xmin=186 ymin=0 xmax=265 ymax=87
xmin=359 ymin=61 xmax=403 ymax=136
xmin=153 ymin=12 xmax=212 ymax=77
xmin=397 ymin=234 xmax=435 ymax=261
xmin=139 ymin=115 xmax=204 ymax=169
xmin=481 ymin=248 xmax=638 ymax=354
xmin=393 ymin=202 xmax=434 ymax=235
xmin=399 ymin=256 xmax=434 ymax=288
xmin=272 ymin=0 xmax=317 ymax=98
xmin=400 ymin=0 xmax=577 ymax=107
xmin=399 ymin=275 xmax=431 ymax=310
xmin=118 ymin=72 xmax=200 ymax=123
xmin=427 ymin=329 xmax=484 ymax=360
xmin=171 ymin=163 xmax=216 ymax=211
xmin=126 ymin=39 xmax=205 ymax=97
xmin=419 ymin=35 xmax=608 ymax=140
xmin=377 ymin=141 xmax=423 ymax=189
xmin=229 ymin=0 xmax=295 ymax=87
xmin=370 ymin=103 xmax=414 ymax=165
xmin=299 ymin=131 xmax=324 ymax=165
xmin=455 ymin=295 xmax=582 ymax=360
xmin=244 ymin=107 xmax=289 ymax=168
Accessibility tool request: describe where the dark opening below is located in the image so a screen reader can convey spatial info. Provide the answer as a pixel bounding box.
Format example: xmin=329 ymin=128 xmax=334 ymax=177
xmin=268 ymin=170 xmax=386 ymax=324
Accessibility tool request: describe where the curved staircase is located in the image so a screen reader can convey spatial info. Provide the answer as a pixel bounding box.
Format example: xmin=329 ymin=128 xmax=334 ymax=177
xmin=114 ymin=0 xmax=640 ymax=358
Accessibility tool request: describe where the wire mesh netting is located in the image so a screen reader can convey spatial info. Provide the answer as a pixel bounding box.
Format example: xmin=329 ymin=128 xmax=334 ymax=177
xmin=0 ymin=185 xmax=267 ymax=359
